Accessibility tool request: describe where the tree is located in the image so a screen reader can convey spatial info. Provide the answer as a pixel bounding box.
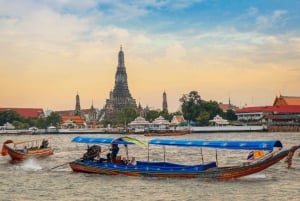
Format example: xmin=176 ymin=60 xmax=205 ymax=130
xmin=0 ymin=110 xmax=24 ymax=126
xmin=145 ymin=110 xmax=160 ymax=122
xmin=226 ymin=109 xmax=237 ymax=121
xmin=12 ymin=121 xmax=29 ymax=129
xmin=203 ymin=100 xmax=224 ymax=120
xmin=180 ymin=91 xmax=225 ymax=126
xmin=195 ymin=111 xmax=210 ymax=126
xmin=36 ymin=118 xmax=47 ymax=129
xmin=179 ymin=91 xmax=203 ymax=123
xmin=101 ymin=119 xmax=113 ymax=128
xmin=115 ymin=106 xmax=138 ymax=127
xmin=46 ymin=112 xmax=61 ymax=127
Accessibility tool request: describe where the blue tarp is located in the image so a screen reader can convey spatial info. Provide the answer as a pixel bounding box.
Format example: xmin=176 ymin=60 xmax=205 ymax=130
xmin=72 ymin=136 xmax=133 ymax=145
xmin=71 ymin=136 xmax=147 ymax=146
xmin=148 ymin=139 xmax=282 ymax=151
xmin=72 ymin=136 xmax=283 ymax=151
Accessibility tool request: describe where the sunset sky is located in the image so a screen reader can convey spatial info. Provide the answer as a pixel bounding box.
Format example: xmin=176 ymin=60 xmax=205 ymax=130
xmin=1 ymin=0 xmax=300 ymax=112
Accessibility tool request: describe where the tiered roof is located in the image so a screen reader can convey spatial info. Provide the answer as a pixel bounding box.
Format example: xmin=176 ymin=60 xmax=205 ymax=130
xmin=273 ymin=95 xmax=300 ymax=106
xmin=236 ymin=105 xmax=300 ymax=114
xmin=61 ymin=115 xmax=86 ymax=125
xmin=0 ymin=108 xmax=44 ymax=118
xmin=128 ymin=116 xmax=150 ymax=126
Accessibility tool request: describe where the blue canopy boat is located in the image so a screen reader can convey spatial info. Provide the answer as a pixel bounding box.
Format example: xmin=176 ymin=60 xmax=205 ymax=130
xmin=69 ymin=136 xmax=299 ymax=180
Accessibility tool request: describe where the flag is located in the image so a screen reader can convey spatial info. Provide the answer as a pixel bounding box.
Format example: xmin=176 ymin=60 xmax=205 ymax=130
xmin=247 ymin=151 xmax=254 ymax=160
xmin=247 ymin=150 xmax=264 ymax=160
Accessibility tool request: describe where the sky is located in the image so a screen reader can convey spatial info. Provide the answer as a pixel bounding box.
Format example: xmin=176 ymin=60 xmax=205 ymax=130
xmin=1 ymin=0 xmax=300 ymax=112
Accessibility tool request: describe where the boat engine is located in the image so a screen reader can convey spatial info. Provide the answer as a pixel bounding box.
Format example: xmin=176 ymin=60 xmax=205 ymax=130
xmin=83 ymin=145 xmax=101 ymax=161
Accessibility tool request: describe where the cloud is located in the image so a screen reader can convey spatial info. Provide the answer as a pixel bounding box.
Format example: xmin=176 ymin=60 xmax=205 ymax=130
xmin=256 ymin=10 xmax=288 ymax=30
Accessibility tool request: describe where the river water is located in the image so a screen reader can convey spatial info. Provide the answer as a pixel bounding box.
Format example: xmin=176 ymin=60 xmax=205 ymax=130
xmin=0 ymin=132 xmax=299 ymax=201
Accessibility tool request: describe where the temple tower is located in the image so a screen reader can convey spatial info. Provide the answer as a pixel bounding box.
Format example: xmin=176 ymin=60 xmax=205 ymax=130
xmin=104 ymin=46 xmax=137 ymax=118
xmin=74 ymin=93 xmax=81 ymax=116
xmin=162 ymin=91 xmax=168 ymax=113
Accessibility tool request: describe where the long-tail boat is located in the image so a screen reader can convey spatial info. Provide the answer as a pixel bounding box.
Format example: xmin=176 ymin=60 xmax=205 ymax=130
xmin=69 ymin=136 xmax=299 ymax=180
xmin=1 ymin=138 xmax=54 ymax=160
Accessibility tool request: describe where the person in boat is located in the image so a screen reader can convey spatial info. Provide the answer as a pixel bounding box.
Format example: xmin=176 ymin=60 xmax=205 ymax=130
xmin=83 ymin=145 xmax=101 ymax=161
xmin=24 ymin=146 xmax=28 ymax=153
xmin=107 ymin=144 xmax=119 ymax=163
xmin=40 ymin=139 xmax=49 ymax=149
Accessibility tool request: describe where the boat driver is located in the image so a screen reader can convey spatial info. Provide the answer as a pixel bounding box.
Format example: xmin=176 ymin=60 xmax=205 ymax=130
xmin=107 ymin=144 xmax=119 ymax=163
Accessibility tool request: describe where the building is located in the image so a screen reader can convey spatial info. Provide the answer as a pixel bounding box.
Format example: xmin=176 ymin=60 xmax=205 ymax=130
xmin=103 ymin=46 xmax=137 ymax=119
xmin=219 ymin=97 xmax=239 ymax=112
xmin=85 ymin=103 xmax=98 ymax=128
xmin=235 ymin=95 xmax=300 ymax=131
xmin=60 ymin=115 xmax=86 ymax=128
xmin=0 ymin=108 xmax=45 ymax=118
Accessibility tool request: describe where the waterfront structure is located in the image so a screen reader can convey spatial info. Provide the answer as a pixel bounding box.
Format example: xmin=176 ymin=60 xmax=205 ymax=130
xmin=60 ymin=115 xmax=86 ymax=128
xmin=170 ymin=115 xmax=186 ymax=126
xmin=162 ymin=91 xmax=168 ymax=113
xmin=209 ymin=115 xmax=229 ymax=126
xmin=236 ymin=95 xmax=300 ymax=131
xmin=128 ymin=116 xmax=150 ymax=132
xmin=0 ymin=108 xmax=44 ymax=118
xmin=103 ymin=47 xmax=137 ymax=119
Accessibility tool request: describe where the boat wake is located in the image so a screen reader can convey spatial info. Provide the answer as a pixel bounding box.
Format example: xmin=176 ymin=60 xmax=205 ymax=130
xmin=52 ymin=167 xmax=71 ymax=172
xmin=243 ymin=173 xmax=266 ymax=179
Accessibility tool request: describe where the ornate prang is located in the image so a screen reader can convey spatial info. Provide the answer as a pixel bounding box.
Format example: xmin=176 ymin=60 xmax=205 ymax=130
xmin=104 ymin=47 xmax=137 ymax=118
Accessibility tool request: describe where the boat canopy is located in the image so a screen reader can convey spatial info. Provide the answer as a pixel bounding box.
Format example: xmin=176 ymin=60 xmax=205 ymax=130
xmin=72 ymin=136 xmax=147 ymax=147
xmin=3 ymin=138 xmax=50 ymax=146
xmin=148 ymin=139 xmax=283 ymax=151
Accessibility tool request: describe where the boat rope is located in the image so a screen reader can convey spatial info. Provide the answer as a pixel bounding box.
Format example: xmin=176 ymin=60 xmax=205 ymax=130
xmin=49 ymin=162 xmax=69 ymax=170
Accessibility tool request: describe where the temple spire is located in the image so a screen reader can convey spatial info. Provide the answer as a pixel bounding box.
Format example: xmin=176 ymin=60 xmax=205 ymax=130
xmin=104 ymin=47 xmax=137 ymax=119
xmin=74 ymin=93 xmax=81 ymax=116
xmin=162 ymin=90 xmax=168 ymax=113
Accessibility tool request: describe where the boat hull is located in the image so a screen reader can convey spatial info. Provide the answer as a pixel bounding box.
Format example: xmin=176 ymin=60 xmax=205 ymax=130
xmin=69 ymin=148 xmax=295 ymax=180
xmin=2 ymin=145 xmax=53 ymax=160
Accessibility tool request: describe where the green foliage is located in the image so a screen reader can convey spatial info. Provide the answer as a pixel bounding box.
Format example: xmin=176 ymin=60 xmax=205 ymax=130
xmin=0 ymin=110 xmax=24 ymax=126
xmin=145 ymin=110 xmax=160 ymax=122
xmin=101 ymin=119 xmax=113 ymax=127
xmin=203 ymin=100 xmax=224 ymax=120
xmin=36 ymin=118 xmax=47 ymax=129
xmin=226 ymin=109 xmax=237 ymax=121
xmin=179 ymin=91 xmax=203 ymax=122
xmin=180 ymin=91 xmax=225 ymax=126
xmin=46 ymin=112 xmax=61 ymax=127
xmin=115 ymin=106 xmax=138 ymax=126
xmin=12 ymin=121 xmax=29 ymax=129
xmin=195 ymin=111 xmax=210 ymax=126
xmin=0 ymin=110 xmax=62 ymax=129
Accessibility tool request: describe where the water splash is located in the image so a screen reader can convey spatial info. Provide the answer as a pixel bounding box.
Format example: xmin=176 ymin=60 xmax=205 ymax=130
xmin=20 ymin=158 xmax=42 ymax=171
